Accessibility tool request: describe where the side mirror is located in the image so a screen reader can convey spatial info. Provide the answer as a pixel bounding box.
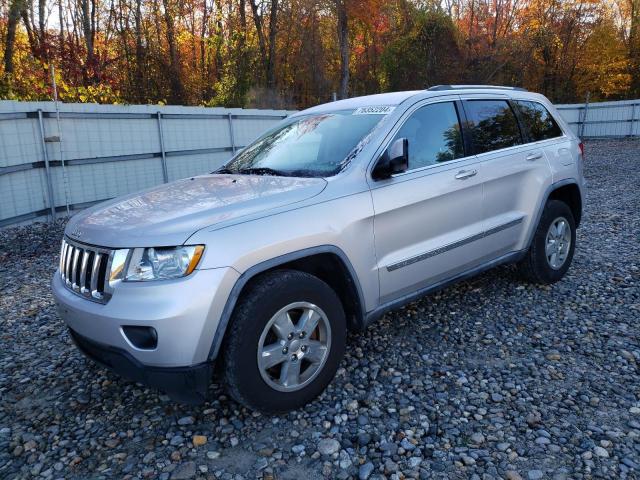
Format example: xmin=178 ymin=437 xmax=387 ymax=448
xmin=372 ymin=138 xmax=409 ymax=180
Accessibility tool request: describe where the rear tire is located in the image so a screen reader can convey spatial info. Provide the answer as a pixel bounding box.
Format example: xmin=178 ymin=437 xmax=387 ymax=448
xmin=221 ymin=270 xmax=346 ymax=413
xmin=517 ymin=199 xmax=576 ymax=284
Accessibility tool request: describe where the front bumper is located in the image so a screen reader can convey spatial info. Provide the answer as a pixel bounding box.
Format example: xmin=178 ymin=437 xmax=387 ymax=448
xmin=70 ymin=328 xmax=212 ymax=404
xmin=53 ymin=266 xmax=240 ymax=400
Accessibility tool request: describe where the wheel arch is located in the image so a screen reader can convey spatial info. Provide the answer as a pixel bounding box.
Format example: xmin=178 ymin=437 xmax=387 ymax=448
xmin=525 ymin=178 xmax=583 ymax=250
xmin=547 ymin=182 xmax=582 ymax=227
xmin=208 ymin=245 xmax=366 ymax=361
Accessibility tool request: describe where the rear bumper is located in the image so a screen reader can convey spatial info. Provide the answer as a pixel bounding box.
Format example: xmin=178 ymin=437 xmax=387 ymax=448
xmin=69 ymin=328 xmax=212 ymax=404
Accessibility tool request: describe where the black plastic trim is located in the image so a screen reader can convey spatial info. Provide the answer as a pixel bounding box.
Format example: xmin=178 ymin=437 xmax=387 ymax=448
xmin=207 ymin=245 xmax=367 ymax=360
xmin=366 ymin=250 xmax=526 ymax=327
xmin=455 ymin=99 xmax=474 ymax=157
xmin=526 ymin=178 xmax=583 ymax=247
xmin=69 ymin=328 xmax=212 ymax=404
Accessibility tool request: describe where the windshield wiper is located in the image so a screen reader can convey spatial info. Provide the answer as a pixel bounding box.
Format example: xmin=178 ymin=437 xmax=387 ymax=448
xmin=214 ymin=167 xmax=235 ymax=174
xmin=285 ymin=169 xmax=324 ymax=178
xmin=239 ymin=167 xmax=287 ymax=177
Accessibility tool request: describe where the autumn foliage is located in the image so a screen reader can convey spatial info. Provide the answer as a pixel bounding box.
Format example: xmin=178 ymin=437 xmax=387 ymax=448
xmin=0 ymin=0 xmax=638 ymax=108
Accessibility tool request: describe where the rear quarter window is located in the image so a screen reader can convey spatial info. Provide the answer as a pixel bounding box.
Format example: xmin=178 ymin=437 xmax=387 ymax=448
xmin=463 ymin=100 xmax=522 ymax=154
xmin=515 ymin=101 xmax=563 ymax=141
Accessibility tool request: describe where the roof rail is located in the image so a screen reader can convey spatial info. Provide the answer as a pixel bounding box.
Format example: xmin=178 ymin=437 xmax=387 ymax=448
xmin=427 ymin=85 xmax=527 ymax=92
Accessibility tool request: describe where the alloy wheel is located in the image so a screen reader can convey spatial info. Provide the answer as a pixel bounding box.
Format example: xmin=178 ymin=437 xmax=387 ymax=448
xmin=257 ymin=302 xmax=331 ymax=392
xmin=545 ymin=216 xmax=572 ymax=270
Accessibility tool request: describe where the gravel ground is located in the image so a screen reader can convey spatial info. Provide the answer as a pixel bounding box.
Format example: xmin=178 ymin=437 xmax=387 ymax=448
xmin=1 ymin=139 xmax=639 ymax=480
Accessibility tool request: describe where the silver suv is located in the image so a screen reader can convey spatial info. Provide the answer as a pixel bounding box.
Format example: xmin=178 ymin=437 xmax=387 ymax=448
xmin=53 ymin=86 xmax=585 ymax=412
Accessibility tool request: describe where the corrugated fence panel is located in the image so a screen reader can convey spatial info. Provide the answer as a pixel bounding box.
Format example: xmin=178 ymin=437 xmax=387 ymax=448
xmin=166 ymin=152 xmax=230 ymax=182
xmin=50 ymin=159 xmax=165 ymax=206
xmin=0 ymin=98 xmax=637 ymax=228
xmin=0 ymin=116 xmax=41 ymax=168
xmin=555 ymin=98 xmax=639 ymax=138
xmin=0 ymin=168 xmax=48 ymax=221
xmin=162 ymin=117 xmax=231 ymax=152
xmin=0 ymin=101 xmax=294 ymax=227
xmin=51 ymin=116 xmax=160 ymax=160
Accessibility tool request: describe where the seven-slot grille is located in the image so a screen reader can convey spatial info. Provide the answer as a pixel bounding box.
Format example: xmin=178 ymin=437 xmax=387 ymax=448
xmin=59 ymin=238 xmax=113 ymax=303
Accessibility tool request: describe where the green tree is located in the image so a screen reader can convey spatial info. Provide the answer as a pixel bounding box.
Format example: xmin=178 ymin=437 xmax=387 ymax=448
xmin=381 ymin=9 xmax=462 ymax=91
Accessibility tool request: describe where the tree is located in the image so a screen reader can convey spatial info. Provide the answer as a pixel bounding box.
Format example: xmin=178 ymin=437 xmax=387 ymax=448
xmin=0 ymin=0 xmax=638 ymax=106
xmin=628 ymin=0 xmax=640 ymax=95
xmin=249 ymin=0 xmax=279 ymax=92
xmin=577 ymin=18 xmax=630 ymax=99
xmin=3 ymin=0 xmax=23 ymax=75
xmin=162 ymin=0 xmax=186 ymax=103
xmin=381 ymin=9 xmax=462 ymax=90
xmin=335 ymin=0 xmax=348 ymax=98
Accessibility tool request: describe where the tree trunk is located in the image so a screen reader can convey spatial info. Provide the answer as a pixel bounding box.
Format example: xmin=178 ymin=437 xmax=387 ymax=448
xmin=79 ymin=0 xmax=95 ymax=82
xmin=162 ymin=0 xmax=186 ymax=103
xmin=249 ymin=0 xmax=268 ymax=82
xmin=134 ymin=0 xmax=146 ymax=101
xmin=3 ymin=0 xmax=22 ymax=75
xmin=336 ymin=0 xmax=349 ymax=99
xmin=630 ymin=0 xmax=640 ymax=96
xmin=58 ymin=0 xmax=64 ymax=59
xmin=266 ymin=0 xmax=278 ymax=90
xmin=200 ymin=0 xmax=208 ymax=90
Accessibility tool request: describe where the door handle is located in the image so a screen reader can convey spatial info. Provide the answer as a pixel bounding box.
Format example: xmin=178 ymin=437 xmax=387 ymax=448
xmin=526 ymin=152 xmax=543 ymax=161
xmin=455 ymin=169 xmax=477 ymax=180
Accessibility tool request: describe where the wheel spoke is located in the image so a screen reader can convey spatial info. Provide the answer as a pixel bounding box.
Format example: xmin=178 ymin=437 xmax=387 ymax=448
xmin=257 ymin=301 xmax=331 ymax=392
xmin=546 ymin=239 xmax=555 ymax=256
xmin=556 ymin=221 xmax=566 ymax=238
xmin=305 ymin=340 xmax=327 ymax=363
xmin=297 ymin=308 xmax=321 ymax=334
xmin=259 ymin=343 xmax=287 ymax=370
xmin=545 ymin=216 xmax=572 ymax=270
xmin=271 ymin=311 xmax=295 ymax=340
xmin=280 ymin=359 xmax=301 ymax=387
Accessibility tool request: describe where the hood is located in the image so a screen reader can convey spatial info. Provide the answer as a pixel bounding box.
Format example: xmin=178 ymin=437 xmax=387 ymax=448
xmin=65 ymin=175 xmax=327 ymax=247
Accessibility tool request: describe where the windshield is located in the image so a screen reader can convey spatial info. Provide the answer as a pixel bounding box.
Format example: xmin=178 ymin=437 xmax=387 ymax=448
xmin=220 ymin=109 xmax=389 ymax=177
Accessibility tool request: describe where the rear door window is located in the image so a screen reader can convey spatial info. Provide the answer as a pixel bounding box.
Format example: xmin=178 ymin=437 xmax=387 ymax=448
xmin=463 ymin=100 xmax=522 ymax=154
xmin=515 ymin=101 xmax=563 ymax=141
xmin=392 ymin=101 xmax=465 ymax=170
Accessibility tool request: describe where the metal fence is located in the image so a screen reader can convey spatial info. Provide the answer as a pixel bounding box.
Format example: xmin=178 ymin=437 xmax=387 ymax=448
xmin=0 ymin=101 xmax=295 ymax=227
xmin=555 ymin=98 xmax=639 ymax=138
xmin=0 ymin=98 xmax=638 ymax=228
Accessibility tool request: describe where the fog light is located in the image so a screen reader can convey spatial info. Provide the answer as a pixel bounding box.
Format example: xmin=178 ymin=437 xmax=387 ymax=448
xmin=122 ymin=326 xmax=158 ymax=350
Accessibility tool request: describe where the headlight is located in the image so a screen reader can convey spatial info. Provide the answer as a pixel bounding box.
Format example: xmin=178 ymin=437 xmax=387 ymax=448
xmin=122 ymin=245 xmax=204 ymax=282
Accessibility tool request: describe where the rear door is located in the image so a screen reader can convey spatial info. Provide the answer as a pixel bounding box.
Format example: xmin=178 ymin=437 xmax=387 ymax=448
xmin=369 ymin=97 xmax=486 ymax=304
xmin=460 ymin=97 xmax=552 ymax=259
xmin=514 ymin=99 xmax=577 ymax=177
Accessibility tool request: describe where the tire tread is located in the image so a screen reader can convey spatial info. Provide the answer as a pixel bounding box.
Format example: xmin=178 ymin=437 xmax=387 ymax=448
xmin=221 ymin=269 xmax=345 ymax=412
xmin=517 ymin=199 xmax=576 ymax=284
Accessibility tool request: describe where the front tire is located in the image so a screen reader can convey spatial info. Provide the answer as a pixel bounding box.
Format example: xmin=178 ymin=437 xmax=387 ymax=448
xmin=518 ymin=199 xmax=576 ymax=284
xmin=221 ymin=270 xmax=346 ymax=413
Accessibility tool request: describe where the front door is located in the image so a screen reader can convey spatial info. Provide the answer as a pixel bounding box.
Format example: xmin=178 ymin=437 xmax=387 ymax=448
xmin=369 ymin=98 xmax=485 ymax=305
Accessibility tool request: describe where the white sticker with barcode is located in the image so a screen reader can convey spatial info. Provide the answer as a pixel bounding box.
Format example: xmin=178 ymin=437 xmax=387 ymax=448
xmin=353 ymin=106 xmax=395 ymax=115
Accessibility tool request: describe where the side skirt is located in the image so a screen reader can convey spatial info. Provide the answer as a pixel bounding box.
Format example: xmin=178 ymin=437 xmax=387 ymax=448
xmin=363 ymin=250 xmax=526 ymax=327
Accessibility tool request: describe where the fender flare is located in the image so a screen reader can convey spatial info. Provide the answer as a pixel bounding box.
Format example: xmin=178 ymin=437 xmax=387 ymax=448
xmin=207 ymin=245 xmax=367 ymax=361
xmin=525 ymin=178 xmax=583 ymax=249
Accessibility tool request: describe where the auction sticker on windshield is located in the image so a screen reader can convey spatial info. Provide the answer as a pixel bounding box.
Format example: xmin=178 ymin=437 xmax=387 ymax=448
xmin=353 ymin=106 xmax=395 ymax=115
